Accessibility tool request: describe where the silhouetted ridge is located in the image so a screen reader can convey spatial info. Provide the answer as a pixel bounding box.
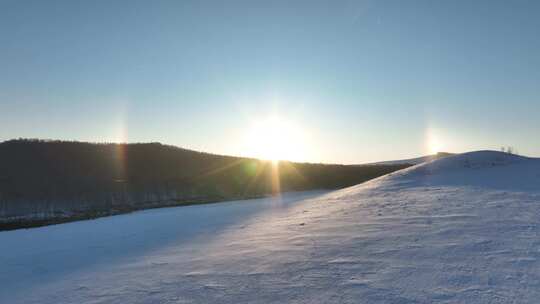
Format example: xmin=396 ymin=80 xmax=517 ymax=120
xmin=0 ymin=139 xmax=409 ymax=229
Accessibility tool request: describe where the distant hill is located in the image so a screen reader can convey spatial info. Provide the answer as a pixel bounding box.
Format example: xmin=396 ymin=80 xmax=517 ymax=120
xmin=0 ymin=139 xmax=409 ymax=229
xmin=363 ymin=152 xmax=454 ymax=166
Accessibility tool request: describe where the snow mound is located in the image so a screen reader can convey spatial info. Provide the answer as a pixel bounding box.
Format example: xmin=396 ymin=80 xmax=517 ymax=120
xmin=376 ymin=150 xmax=540 ymax=192
xmin=410 ymin=150 xmax=527 ymax=173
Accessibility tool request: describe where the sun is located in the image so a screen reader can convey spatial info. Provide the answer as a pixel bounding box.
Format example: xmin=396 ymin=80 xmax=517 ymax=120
xmin=425 ymin=127 xmax=444 ymax=155
xmin=244 ymin=116 xmax=307 ymax=162
xmin=429 ymin=140 xmax=441 ymax=155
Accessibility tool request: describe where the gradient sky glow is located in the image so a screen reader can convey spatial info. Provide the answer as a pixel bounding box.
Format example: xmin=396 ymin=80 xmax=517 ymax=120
xmin=1 ymin=0 xmax=540 ymax=164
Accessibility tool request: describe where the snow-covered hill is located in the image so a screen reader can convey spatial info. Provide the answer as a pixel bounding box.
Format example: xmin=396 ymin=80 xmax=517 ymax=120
xmin=1 ymin=151 xmax=540 ymax=303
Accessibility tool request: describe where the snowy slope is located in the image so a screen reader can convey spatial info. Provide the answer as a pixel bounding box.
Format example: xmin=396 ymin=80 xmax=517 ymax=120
xmin=1 ymin=151 xmax=540 ymax=303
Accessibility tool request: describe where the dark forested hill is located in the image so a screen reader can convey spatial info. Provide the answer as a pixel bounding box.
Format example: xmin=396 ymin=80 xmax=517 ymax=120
xmin=0 ymin=139 xmax=410 ymax=229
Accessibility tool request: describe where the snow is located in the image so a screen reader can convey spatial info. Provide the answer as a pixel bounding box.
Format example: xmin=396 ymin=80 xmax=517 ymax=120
xmin=2 ymin=151 xmax=540 ymax=303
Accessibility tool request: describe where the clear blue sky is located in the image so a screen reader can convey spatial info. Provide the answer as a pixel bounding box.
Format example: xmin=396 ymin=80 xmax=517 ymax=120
xmin=1 ymin=0 xmax=539 ymax=164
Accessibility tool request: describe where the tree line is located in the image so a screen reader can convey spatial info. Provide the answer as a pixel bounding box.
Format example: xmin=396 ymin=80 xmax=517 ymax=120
xmin=0 ymin=139 xmax=409 ymax=229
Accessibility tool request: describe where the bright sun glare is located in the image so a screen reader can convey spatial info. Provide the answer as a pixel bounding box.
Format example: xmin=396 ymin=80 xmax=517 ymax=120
xmin=244 ymin=116 xmax=307 ymax=162
xmin=426 ymin=127 xmax=444 ymax=155
xmin=429 ymin=140 xmax=440 ymax=155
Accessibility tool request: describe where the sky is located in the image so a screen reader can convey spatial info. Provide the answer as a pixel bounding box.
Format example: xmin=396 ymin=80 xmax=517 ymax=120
xmin=1 ymin=0 xmax=540 ymax=164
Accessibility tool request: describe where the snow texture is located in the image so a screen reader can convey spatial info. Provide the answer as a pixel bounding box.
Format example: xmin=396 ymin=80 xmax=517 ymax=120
xmin=1 ymin=150 xmax=540 ymax=303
